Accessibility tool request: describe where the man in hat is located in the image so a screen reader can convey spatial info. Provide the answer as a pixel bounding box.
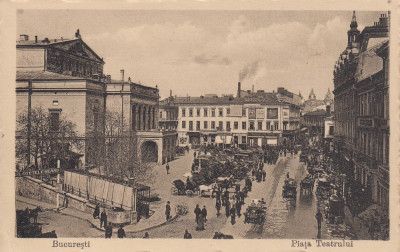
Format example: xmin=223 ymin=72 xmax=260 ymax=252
xmin=165 ymin=201 xmax=171 ymax=221
xmin=183 ymin=229 xmax=192 ymax=239
xmin=117 ymin=225 xmax=126 ymax=238
xmin=105 ymin=222 xmax=112 ymax=238
xmin=194 ymin=204 xmax=201 ymax=224
xmin=93 ymin=203 xmax=100 ymax=219
xmin=166 ymin=162 xmax=170 ymax=174
xmin=100 ymin=209 xmax=107 ymax=228
xmin=202 ymin=205 xmax=208 ymax=223
xmin=315 ymin=209 xmax=323 ymax=238
xmin=215 ymin=199 xmax=221 ymax=217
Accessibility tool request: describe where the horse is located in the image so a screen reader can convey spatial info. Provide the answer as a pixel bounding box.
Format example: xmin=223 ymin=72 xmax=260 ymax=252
xmin=27 ymin=206 xmax=42 ymax=224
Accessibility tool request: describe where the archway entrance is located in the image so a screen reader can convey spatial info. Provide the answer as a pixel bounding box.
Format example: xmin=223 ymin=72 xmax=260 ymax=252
xmin=141 ymin=141 xmax=158 ymax=163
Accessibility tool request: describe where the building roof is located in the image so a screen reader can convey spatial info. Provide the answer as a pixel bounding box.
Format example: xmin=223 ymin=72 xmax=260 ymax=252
xmin=16 ymin=37 xmax=78 ymax=46
xmin=16 ymin=70 xmax=88 ymax=81
xmin=174 ymin=96 xmax=233 ymax=105
xmin=303 ymin=110 xmax=327 ymax=117
xmin=107 ymin=79 xmax=158 ymax=91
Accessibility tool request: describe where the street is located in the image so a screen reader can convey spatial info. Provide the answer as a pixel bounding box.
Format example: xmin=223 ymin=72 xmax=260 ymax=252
xmin=16 ymin=149 xmax=355 ymax=239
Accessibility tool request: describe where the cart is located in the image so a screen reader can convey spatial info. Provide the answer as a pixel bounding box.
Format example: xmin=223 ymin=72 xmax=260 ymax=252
xmin=244 ymin=199 xmax=266 ymax=224
xmin=198 ymin=183 xmax=218 ymax=198
xmin=316 ymin=178 xmax=332 ymax=199
xmin=300 ymin=176 xmax=314 ymax=194
xmin=171 ymin=179 xmax=196 ymax=197
xmin=325 ymin=194 xmax=345 ymax=224
xmin=283 ymin=178 xmax=297 ymax=199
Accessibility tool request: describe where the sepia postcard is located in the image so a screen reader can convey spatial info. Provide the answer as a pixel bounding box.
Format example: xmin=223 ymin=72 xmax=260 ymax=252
xmin=0 ymin=0 xmax=398 ymax=251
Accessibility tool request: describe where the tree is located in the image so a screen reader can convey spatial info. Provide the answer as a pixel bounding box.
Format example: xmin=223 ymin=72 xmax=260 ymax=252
xmin=88 ymin=110 xmax=156 ymax=186
xmin=15 ymin=106 xmax=83 ymax=170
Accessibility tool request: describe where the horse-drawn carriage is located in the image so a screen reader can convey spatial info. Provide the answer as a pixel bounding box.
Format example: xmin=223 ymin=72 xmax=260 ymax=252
xmin=316 ymin=177 xmax=332 ymax=199
xmin=283 ymin=178 xmax=297 ymax=199
xmin=171 ymin=179 xmax=196 ymax=197
xmin=216 ymin=176 xmax=235 ymax=189
xmin=244 ymin=199 xmax=266 ymax=224
xmin=325 ymin=194 xmax=345 ymax=224
xmin=16 ymin=207 xmax=57 ymax=238
xmin=300 ymin=176 xmax=314 ymax=194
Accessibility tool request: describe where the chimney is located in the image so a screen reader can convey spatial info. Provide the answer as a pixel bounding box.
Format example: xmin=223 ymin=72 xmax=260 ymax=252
xmin=170 ymin=90 xmax=172 ymax=97
xmin=128 ymin=77 xmax=132 ymax=84
xmin=379 ymin=13 xmax=389 ymax=27
xmin=237 ymin=82 xmax=241 ymax=98
xmin=326 ymin=105 xmax=331 ymax=116
xmin=35 ymin=36 xmax=38 ymax=43
xmin=20 ymin=34 xmax=29 ymax=41
xmin=120 ymin=69 xmax=124 ymax=83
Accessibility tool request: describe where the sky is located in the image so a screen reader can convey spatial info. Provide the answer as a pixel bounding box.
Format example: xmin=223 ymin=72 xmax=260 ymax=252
xmin=17 ymin=10 xmax=383 ymax=99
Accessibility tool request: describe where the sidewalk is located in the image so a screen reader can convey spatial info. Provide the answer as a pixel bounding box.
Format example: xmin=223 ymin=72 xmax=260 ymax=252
xmin=16 ymin=195 xmax=177 ymax=234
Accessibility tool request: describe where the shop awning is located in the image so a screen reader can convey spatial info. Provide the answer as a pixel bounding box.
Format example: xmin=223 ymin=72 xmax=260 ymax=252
xmin=225 ymin=136 xmax=232 ymax=144
xmin=215 ymin=136 xmax=223 ymax=144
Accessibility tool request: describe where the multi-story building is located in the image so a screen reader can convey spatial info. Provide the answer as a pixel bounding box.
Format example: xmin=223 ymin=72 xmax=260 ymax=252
xmin=174 ymin=84 xmax=301 ymax=148
xmin=353 ymin=14 xmax=389 ymax=208
xmin=333 ymin=11 xmax=389 ymax=212
xmin=333 ymin=11 xmax=361 ymax=179
xmin=16 ymin=31 xmax=106 ymax=169
xmin=159 ymin=93 xmax=178 ymax=162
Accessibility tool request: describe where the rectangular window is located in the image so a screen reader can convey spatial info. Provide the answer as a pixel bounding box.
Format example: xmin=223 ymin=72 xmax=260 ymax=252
xmin=234 ymin=121 xmax=238 ymax=129
xmin=242 ymin=108 xmax=247 ymax=116
xmin=227 ymin=108 xmax=230 ymax=115
xmin=189 ymin=121 xmax=193 ymax=130
xmin=182 ymin=121 xmax=186 ymax=129
xmin=49 ymin=110 xmax=61 ymax=132
xmin=242 ymin=122 xmax=246 ymax=130
xmin=196 ymin=121 xmax=200 ymax=131
xmin=211 ymin=109 xmax=216 ymax=117
xmin=283 ymin=122 xmax=288 ymax=131
xmin=258 ymin=121 xmax=262 ymax=130
xmin=211 ymin=121 xmax=215 ymax=129
xmin=274 ymin=122 xmax=279 ymax=131
xmin=189 ymin=108 xmax=193 ymax=117
xmin=249 ymin=121 xmax=255 ymax=130
xmin=204 ymin=108 xmax=208 ymax=117
xmin=241 ymin=136 xmax=247 ymax=144
xmin=266 ymin=121 xmax=271 ymax=130
xmin=219 ymin=108 xmax=223 ymax=117
xmin=218 ymin=121 xmax=223 ymax=131
xmin=159 ymin=111 xmax=163 ymax=118
xmin=204 ymin=121 xmax=208 ymax=129
xmin=197 ymin=108 xmax=201 ymax=117
xmin=182 ymin=108 xmax=186 ymax=117
xmin=329 ymin=126 xmax=334 ymax=136
xmin=226 ymin=121 xmax=231 ymax=131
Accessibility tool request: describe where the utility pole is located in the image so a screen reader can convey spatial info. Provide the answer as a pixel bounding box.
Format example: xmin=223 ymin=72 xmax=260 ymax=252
xmin=120 ymin=69 xmax=125 ymax=132
xmin=27 ymin=80 xmax=32 ymax=168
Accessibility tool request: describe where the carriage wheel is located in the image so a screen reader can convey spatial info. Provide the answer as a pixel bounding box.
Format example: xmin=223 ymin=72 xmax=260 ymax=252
xmin=171 ymin=187 xmax=178 ymax=195
xmin=186 ymin=190 xmax=194 ymax=197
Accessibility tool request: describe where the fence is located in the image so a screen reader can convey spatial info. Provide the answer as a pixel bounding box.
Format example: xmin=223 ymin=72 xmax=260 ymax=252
xmin=63 ymin=171 xmax=137 ymax=211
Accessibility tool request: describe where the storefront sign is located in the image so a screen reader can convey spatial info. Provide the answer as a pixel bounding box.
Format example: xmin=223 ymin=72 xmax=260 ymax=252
xmin=15 ymin=168 xmax=60 ymax=177
xmin=248 ymin=108 xmax=256 ymax=119
xmin=267 ymin=108 xmax=278 ymax=119
xmin=256 ymin=108 xmax=265 ymax=119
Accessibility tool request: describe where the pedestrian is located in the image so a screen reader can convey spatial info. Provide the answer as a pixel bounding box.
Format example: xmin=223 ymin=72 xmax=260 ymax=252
xmin=165 ymin=201 xmax=171 ymax=221
xmin=235 ymin=201 xmax=241 ymax=218
xmin=202 ymin=205 xmax=207 ymax=223
xmin=166 ymin=162 xmax=170 ymax=174
xmin=230 ymin=206 xmax=236 ymax=225
xmin=183 ymin=229 xmax=192 ymax=239
xmin=100 ymin=209 xmax=107 ymax=228
xmin=193 ymin=151 xmax=197 ymax=158
xmin=315 ymin=209 xmax=323 ymax=238
xmin=143 ymin=232 xmax=149 ymax=238
xmin=194 ymin=204 xmax=201 ymax=224
xmin=239 ymin=190 xmax=245 ymax=204
xmin=262 ymin=170 xmax=266 ymax=181
xmin=215 ymin=200 xmax=221 ymax=216
xmin=117 ymin=225 xmax=126 ymax=238
xmin=105 ymin=222 xmax=112 ymax=238
xmin=286 ymin=172 xmax=290 ymax=179
xmin=225 ymin=200 xmax=230 ymax=217
xmin=196 ymin=213 xmax=205 ymax=231
xmin=93 ymin=203 xmax=100 ymax=219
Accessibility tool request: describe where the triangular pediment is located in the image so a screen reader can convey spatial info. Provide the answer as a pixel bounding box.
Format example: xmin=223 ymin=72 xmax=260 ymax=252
xmin=51 ymin=39 xmax=103 ymax=63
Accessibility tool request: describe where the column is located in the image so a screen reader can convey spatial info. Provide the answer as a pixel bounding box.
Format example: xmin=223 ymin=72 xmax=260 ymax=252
xmin=149 ymin=106 xmax=154 ymax=130
xmin=132 ymin=105 xmax=136 ymax=131
xmin=138 ymin=106 xmax=142 ymax=130
xmin=135 ymin=105 xmax=139 ymax=131
xmin=152 ymin=107 xmax=156 ymax=129
xmin=143 ymin=106 xmax=147 ymax=130
xmin=148 ymin=106 xmax=152 ymax=130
